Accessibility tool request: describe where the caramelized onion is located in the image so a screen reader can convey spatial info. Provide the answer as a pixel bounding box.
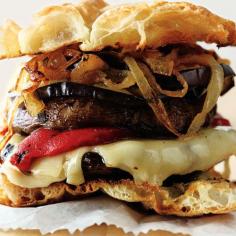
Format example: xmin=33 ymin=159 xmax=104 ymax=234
xmin=142 ymin=49 xmax=188 ymax=98
xmin=178 ymin=54 xmax=224 ymax=135
xmin=125 ymin=54 xmax=224 ymax=137
xmin=71 ymin=54 xmax=107 ymax=82
xmin=143 ymin=50 xmax=177 ymax=76
xmin=13 ymin=68 xmax=39 ymax=93
xmin=71 ymin=53 xmax=136 ymax=90
xmin=168 ymin=71 xmax=189 ymax=97
xmin=22 ymin=92 xmax=45 ymax=116
xmin=124 ymin=57 xmax=180 ymax=136
xmin=103 ymin=71 xmax=136 ymax=90
xmin=140 ymin=64 xmax=188 ymax=98
xmin=25 ymin=45 xmax=82 ymax=82
xmin=0 ymin=96 xmax=23 ymax=151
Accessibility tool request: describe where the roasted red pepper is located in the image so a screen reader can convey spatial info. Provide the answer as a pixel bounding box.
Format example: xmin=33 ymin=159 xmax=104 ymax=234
xmin=211 ymin=113 xmax=231 ymax=127
xmin=10 ymin=128 xmax=132 ymax=172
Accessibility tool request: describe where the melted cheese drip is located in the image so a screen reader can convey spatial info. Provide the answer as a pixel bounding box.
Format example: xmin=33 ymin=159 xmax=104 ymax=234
xmin=1 ymin=128 xmax=236 ymax=188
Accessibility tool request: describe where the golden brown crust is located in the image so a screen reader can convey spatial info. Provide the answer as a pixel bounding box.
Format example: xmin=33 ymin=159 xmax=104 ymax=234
xmin=1 ymin=173 xmax=236 ymax=217
xmin=0 ymin=1 xmax=236 ymax=59
xmin=18 ymin=0 xmax=107 ymax=55
xmin=0 ymin=0 xmax=107 ymax=59
xmin=0 ymin=20 xmax=22 ymax=59
xmin=83 ymin=1 xmax=236 ymax=51
xmin=71 ymin=0 xmax=107 ymax=28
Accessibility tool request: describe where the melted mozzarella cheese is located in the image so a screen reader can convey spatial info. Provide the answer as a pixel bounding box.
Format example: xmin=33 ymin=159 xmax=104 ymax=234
xmin=1 ymin=128 xmax=236 ymax=188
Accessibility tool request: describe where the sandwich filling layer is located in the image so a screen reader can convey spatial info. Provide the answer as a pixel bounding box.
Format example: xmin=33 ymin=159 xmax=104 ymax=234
xmin=0 ymin=44 xmax=235 ymax=193
xmin=1 ymin=127 xmax=236 ymax=188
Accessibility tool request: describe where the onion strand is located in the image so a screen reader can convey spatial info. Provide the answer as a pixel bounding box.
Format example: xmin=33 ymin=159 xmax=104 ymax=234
xmin=23 ymin=92 xmax=45 ymax=117
xmin=178 ymin=54 xmax=224 ymax=135
xmin=103 ymin=72 xmax=136 ymax=90
xmin=124 ymin=57 xmax=180 ymax=136
xmin=0 ymin=96 xmax=23 ymax=151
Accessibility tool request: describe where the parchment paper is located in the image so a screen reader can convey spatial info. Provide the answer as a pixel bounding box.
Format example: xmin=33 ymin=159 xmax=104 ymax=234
xmin=0 ymin=196 xmax=235 ymax=236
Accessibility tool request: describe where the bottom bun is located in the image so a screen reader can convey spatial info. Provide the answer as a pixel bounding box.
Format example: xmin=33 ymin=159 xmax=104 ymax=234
xmin=0 ymin=172 xmax=236 ymax=217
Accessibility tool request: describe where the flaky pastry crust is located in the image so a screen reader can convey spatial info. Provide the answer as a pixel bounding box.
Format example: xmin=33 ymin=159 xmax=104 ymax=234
xmin=83 ymin=1 xmax=236 ymax=51
xmin=0 ymin=1 xmax=236 ymax=58
xmin=0 ymin=0 xmax=107 ymax=58
xmin=0 ymin=20 xmax=21 ymax=58
xmin=1 ymin=173 xmax=236 ymax=217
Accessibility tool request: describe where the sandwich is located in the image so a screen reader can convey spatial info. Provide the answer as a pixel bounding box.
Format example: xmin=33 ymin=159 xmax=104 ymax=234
xmin=0 ymin=0 xmax=236 ymax=217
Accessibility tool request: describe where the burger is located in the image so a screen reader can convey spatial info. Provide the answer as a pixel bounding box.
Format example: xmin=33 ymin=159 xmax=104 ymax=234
xmin=0 ymin=0 xmax=236 ymax=217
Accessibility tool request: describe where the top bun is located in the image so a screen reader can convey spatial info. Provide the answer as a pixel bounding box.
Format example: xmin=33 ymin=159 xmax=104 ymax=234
xmin=82 ymin=1 xmax=236 ymax=51
xmin=0 ymin=0 xmax=107 ymax=59
xmin=0 ymin=0 xmax=236 ymax=59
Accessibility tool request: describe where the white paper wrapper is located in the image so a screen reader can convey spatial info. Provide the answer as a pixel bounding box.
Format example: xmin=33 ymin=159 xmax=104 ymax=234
xmin=0 ymin=196 xmax=235 ymax=236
